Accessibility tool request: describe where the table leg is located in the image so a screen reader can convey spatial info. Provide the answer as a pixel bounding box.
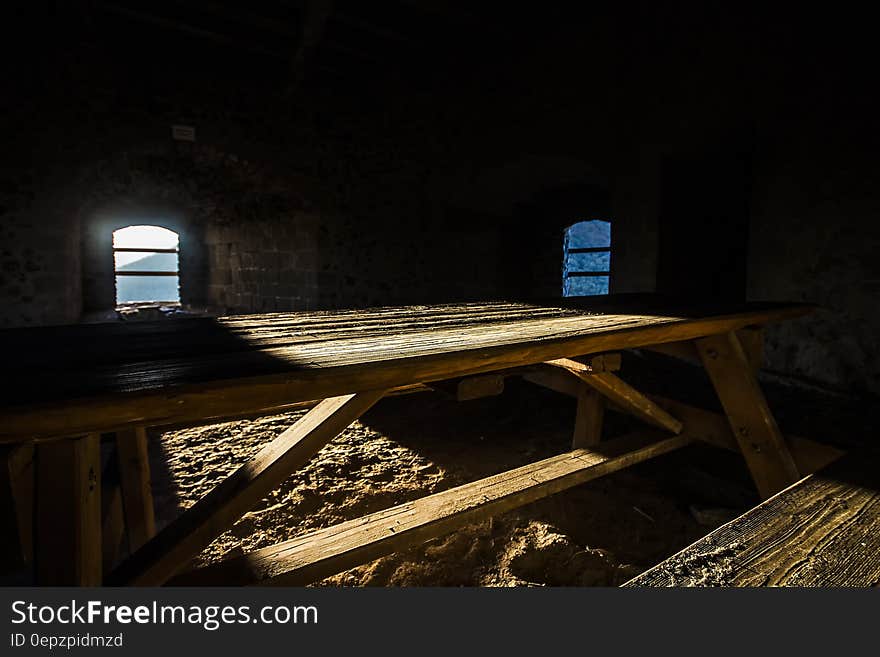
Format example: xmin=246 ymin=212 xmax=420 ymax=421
xmin=0 ymin=444 xmax=34 ymax=573
xmin=107 ymin=389 xmax=387 ymax=586
xmin=35 ymin=434 xmax=102 ymax=585
xmin=116 ymin=427 xmax=156 ymax=552
xmin=696 ymin=331 xmax=799 ymax=498
xmin=573 ymin=386 xmax=604 ymax=448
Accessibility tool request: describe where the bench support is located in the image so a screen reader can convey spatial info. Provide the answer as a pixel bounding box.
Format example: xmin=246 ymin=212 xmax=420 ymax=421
xmin=108 ymin=389 xmax=388 ymax=586
xmin=651 ymin=396 xmax=842 ymax=475
xmin=0 ymin=444 xmax=35 ymax=573
xmin=170 ymin=430 xmax=691 ymax=586
xmin=547 ymin=359 xmax=682 ymax=435
xmin=624 ymin=452 xmax=880 ymax=586
xmin=35 ymin=434 xmax=102 ymax=585
xmin=696 ymin=332 xmax=799 ymax=498
xmin=116 ymin=428 xmax=156 ymax=552
xmin=573 ymin=387 xmax=604 ymax=448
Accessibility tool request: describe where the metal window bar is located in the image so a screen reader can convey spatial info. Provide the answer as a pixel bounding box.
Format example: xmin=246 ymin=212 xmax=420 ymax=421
xmin=564 ymin=246 xmax=610 ymax=277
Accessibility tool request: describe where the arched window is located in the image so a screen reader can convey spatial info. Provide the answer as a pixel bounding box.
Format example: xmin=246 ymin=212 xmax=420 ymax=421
xmin=113 ymin=225 xmax=180 ymax=305
xmin=563 ymin=219 xmax=611 ymax=296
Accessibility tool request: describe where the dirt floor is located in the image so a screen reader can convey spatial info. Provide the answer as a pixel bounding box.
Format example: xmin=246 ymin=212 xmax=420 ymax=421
xmin=148 ymin=359 xmax=792 ymax=586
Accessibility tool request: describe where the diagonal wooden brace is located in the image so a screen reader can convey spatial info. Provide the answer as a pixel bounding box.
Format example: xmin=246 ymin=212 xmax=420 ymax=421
xmin=107 ymin=389 xmax=388 ymax=586
xmin=546 ymin=359 xmax=683 ymax=435
xmin=168 ymin=430 xmax=691 ymax=586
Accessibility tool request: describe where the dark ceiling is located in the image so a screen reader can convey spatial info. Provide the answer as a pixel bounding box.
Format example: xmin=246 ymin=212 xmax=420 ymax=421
xmin=50 ymin=1 xmax=539 ymax=92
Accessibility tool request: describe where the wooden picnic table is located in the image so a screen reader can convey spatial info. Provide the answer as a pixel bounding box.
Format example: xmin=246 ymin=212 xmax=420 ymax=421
xmin=0 ymin=294 xmax=838 ymax=586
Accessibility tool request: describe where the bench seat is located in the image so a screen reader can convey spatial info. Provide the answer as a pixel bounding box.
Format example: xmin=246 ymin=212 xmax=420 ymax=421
xmin=624 ymin=451 xmax=880 ymax=587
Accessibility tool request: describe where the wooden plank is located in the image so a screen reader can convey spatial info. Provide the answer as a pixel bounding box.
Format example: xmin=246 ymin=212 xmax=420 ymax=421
xmin=456 ymin=374 xmax=505 ymax=401
xmin=428 ymin=374 xmax=505 ymax=401
xmin=548 ymin=363 xmax=683 ymax=434
xmin=544 ymin=355 xmax=621 ymax=375
xmin=643 ymin=340 xmax=698 ymax=362
xmin=522 ymin=367 xmax=581 ymax=398
xmin=651 ymin=396 xmax=843 ymax=475
xmin=624 ymin=451 xmax=880 ymax=586
xmin=154 ymin=382 xmax=431 ymax=433
xmin=696 ymin=332 xmax=799 ymax=498
xmin=35 ymin=434 xmax=102 ymax=585
xmin=116 ymin=427 xmax=156 ymax=551
xmin=101 ymin=462 xmax=125 ymax=575
xmin=107 ymin=389 xmax=387 ymax=586
xmin=573 ymin=386 xmax=604 ymax=448
xmin=736 ymin=327 xmax=764 ymax=376
xmin=591 ymin=352 xmax=622 ymax=372
xmin=0 ymin=444 xmax=34 ymax=571
xmin=170 ymin=431 xmax=692 ymax=586
xmin=0 ymin=301 xmax=812 ymax=443
xmin=643 ymin=329 xmax=760 ymax=372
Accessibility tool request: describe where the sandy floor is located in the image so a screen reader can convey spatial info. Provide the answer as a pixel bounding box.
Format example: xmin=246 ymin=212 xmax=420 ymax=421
xmin=148 ymin=376 xmax=760 ymax=586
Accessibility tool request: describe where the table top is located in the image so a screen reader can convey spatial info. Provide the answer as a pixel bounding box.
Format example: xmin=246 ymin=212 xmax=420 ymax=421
xmin=0 ymin=295 xmax=811 ymax=441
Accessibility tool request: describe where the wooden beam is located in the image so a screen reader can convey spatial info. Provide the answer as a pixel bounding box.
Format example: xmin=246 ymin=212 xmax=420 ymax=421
xmin=154 ymin=383 xmax=431 ymax=433
xmin=0 ymin=444 xmax=34 ymax=572
xmin=544 ymin=354 xmax=621 ymax=375
xmin=643 ymin=328 xmax=763 ymax=375
xmin=521 ymin=367 xmax=581 ymax=398
xmin=0 ymin=304 xmax=812 ymax=444
xmin=456 ymin=374 xmax=505 ymax=401
xmin=573 ymin=386 xmax=604 ymax=448
xmin=696 ymin=332 xmax=799 ymax=498
xmin=35 ymin=435 xmax=102 ymax=585
xmin=650 ymin=396 xmax=842 ymax=475
xmin=643 ymin=340 xmax=698 ymax=362
xmin=736 ymin=327 xmax=764 ymax=376
xmin=116 ymin=428 xmax=156 ymax=552
xmin=108 ymin=389 xmax=387 ymax=586
xmin=429 ymin=374 xmax=505 ymax=401
xmin=547 ymin=363 xmax=682 ymax=435
xmin=169 ymin=430 xmax=692 ymax=586
xmin=101 ymin=454 xmax=125 ymax=575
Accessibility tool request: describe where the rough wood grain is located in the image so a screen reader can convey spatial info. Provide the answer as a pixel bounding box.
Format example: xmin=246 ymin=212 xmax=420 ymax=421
xmin=35 ymin=435 xmax=102 ymax=585
xmin=0 ymin=298 xmax=811 ymax=442
xmin=107 ymin=389 xmax=387 ymax=586
xmin=624 ymin=452 xmax=880 ymax=587
xmin=169 ymin=431 xmax=692 ymax=586
xmin=696 ymin=332 xmax=799 ymax=497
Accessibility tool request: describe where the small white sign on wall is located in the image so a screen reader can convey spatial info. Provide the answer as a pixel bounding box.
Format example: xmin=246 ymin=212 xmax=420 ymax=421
xmin=172 ymin=124 xmax=196 ymax=142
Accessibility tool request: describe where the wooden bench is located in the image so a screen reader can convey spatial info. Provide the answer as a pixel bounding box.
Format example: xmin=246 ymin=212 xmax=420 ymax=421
xmin=623 ymin=451 xmax=880 ymax=587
